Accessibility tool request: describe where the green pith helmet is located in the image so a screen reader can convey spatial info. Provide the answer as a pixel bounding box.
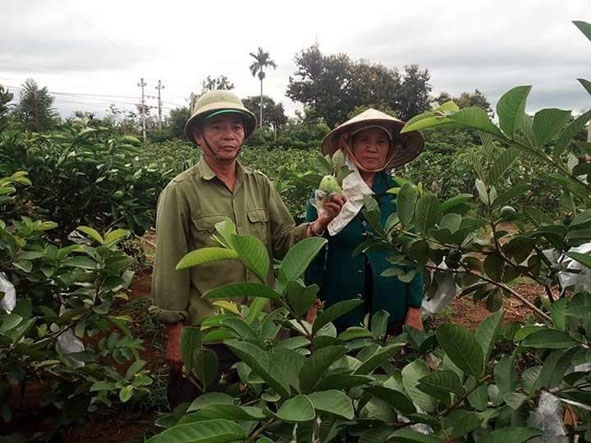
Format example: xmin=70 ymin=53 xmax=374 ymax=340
xmin=184 ymin=90 xmax=257 ymax=143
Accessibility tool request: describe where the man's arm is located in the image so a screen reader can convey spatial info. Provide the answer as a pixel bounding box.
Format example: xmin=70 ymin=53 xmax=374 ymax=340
xmin=149 ymin=183 xmax=191 ymax=364
xmin=404 ymin=271 xmax=424 ymax=331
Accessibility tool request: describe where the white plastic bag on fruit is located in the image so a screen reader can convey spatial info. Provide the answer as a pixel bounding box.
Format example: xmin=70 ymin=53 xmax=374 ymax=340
xmin=57 ymin=328 xmax=86 ymax=368
xmin=527 ymin=392 xmax=568 ymax=443
xmin=557 ymin=242 xmax=591 ymax=293
xmin=422 ymin=261 xmax=459 ymax=315
xmin=0 ymin=271 xmax=16 ymax=314
xmin=318 ymin=158 xmax=373 ymax=236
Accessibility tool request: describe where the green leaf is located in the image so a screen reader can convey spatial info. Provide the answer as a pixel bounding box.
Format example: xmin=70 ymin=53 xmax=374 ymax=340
xmin=414 ymin=194 xmax=440 ymax=234
xmin=480 ymin=427 xmax=542 ymax=443
xmin=483 ymin=254 xmax=504 ymax=281
xmin=566 ymin=251 xmax=591 ymax=269
xmin=193 ymin=349 xmax=218 ymax=388
xmin=440 ymin=194 xmax=473 ymax=213
xmin=496 ymin=86 xmax=531 ymax=137
xmin=180 ymin=327 xmax=202 ymax=374
xmin=401 ymin=114 xmax=457 ymax=133
xmin=62 ymin=257 xmax=97 ymax=270
xmin=554 ymin=109 xmax=591 ymax=159
xmin=494 ymin=355 xmax=516 ymax=395
xmin=397 ymin=182 xmax=418 ymax=227
xmin=578 ymin=78 xmax=591 ymax=97
xmin=274 ymin=394 xmax=315 ymax=422
xmin=418 ymin=370 xmax=462 ymax=396
xmin=119 ymin=386 xmax=133 ymax=403
xmin=307 ymin=390 xmax=354 ymax=419
xmin=146 ymin=419 xmax=246 ymax=443
xmin=77 ymin=226 xmax=104 ymax=244
xmin=532 ymin=108 xmax=571 ymax=147
xmin=488 ymin=148 xmax=520 ymax=186
xmin=176 ymin=248 xmax=239 ymax=270
xmin=354 ymin=343 xmax=405 ymax=375
xmin=371 ymin=310 xmax=390 ymax=340
xmin=187 ymin=392 xmax=234 ymax=412
xmin=365 ymin=386 xmax=416 ymax=414
xmin=402 ymin=359 xmax=436 ymax=412
xmin=387 ymin=428 xmax=441 ymax=442
xmin=475 ymin=311 xmax=504 ymax=363
xmin=521 ymin=328 xmax=578 ymax=349
xmin=436 ymin=324 xmax=484 ymax=377
xmin=574 ymin=20 xmax=591 ymax=43
xmin=224 ymin=340 xmax=291 ymax=397
xmin=475 ymin=179 xmax=489 ymax=205
xmin=219 ymin=317 xmax=258 ymax=341
xmin=550 ymin=298 xmax=568 ymax=331
xmin=439 ymin=213 xmax=462 ymax=233
xmin=286 ymin=281 xmax=318 ymax=316
xmin=494 ymin=185 xmax=530 ymax=208
xmin=444 ymin=410 xmax=483 ymax=440
xmin=244 ymin=297 xmax=269 ymax=325
xmin=104 ymin=229 xmax=130 ymax=245
xmin=231 ymin=235 xmax=269 ymax=281
xmin=449 ymin=107 xmax=503 ymax=137
xmin=213 ymin=218 xmax=237 ymax=249
xmin=202 ymin=282 xmax=280 ymax=300
xmin=299 ymin=346 xmax=348 ymax=393
xmin=312 ymin=299 xmax=363 ymax=334
xmin=279 ymin=237 xmax=327 ymax=286
xmin=180 ymin=404 xmax=266 ymax=422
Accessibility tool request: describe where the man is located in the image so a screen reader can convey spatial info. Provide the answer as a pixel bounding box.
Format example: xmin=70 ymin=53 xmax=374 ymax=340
xmin=149 ymin=90 xmax=343 ymax=406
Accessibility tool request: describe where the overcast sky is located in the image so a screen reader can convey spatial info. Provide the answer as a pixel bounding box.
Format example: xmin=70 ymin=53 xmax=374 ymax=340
xmin=1 ymin=0 xmax=590 ymax=121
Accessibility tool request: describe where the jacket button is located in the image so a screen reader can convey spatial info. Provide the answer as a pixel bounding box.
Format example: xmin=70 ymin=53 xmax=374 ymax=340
xmin=356 ymin=293 xmax=363 ymax=299
xmin=357 ymin=269 xmax=363 ymax=275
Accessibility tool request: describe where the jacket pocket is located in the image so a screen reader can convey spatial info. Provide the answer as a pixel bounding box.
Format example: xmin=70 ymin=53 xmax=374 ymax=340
xmin=191 ymin=215 xmax=227 ymax=247
xmin=247 ymin=208 xmax=268 ymax=243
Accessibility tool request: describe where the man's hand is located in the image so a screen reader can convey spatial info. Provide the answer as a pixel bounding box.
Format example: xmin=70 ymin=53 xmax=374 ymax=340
xmin=166 ymin=322 xmax=184 ymax=371
xmin=314 ymin=194 xmax=347 ymax=233
xmin=404 ymin=307 xmax=424 ymax=331
xmin=305 ymin=299 xmax=324 ymax=324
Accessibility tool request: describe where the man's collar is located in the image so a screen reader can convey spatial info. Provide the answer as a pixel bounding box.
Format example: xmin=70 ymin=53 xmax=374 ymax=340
xmin=196 ymin=158 xmax=245 ymax=181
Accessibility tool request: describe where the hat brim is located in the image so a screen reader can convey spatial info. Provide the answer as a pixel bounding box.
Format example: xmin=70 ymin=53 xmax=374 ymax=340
xmin=184 ymin=104 xmax=257 ymax=144
xmin=321 ymin=112 xmax=424 ymax=169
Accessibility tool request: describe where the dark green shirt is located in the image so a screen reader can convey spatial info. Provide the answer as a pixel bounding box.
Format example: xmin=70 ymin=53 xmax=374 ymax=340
xmin=149 ymin=159 xmax=307 ymax=325
xmin=305 ymin=171 xmax=424 ymax=328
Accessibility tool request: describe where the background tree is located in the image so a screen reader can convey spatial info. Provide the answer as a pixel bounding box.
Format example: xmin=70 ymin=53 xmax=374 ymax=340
xmin=434 ymin=89 xmax=493 ymax=117
xmin=287 ymin=45 xmax=433 ymax=127
xmin=15 ymin=78 xmax=57 ymax=132
xmin=201 ymin=75 xmax=235 ymax=92
xmin=0 ymin=85 xmax=14 ymax=131
xmin=249 ymin=47 xmax=277 ymax=127
xmin=243 ymin=95 xmax=287 ymax=132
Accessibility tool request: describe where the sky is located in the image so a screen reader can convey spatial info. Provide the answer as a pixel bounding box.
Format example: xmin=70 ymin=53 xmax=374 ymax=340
xmin=1 ymin=0 xmax=591 ymax=121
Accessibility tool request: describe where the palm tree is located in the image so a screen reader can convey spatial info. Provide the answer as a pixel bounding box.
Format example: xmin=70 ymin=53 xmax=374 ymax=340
xmin=249 ymin=47 xmax=277 ymax=128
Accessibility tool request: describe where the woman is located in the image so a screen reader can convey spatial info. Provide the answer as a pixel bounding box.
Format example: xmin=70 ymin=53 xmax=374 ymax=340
xmin=305 ymin=109 xmax=425 ymax=335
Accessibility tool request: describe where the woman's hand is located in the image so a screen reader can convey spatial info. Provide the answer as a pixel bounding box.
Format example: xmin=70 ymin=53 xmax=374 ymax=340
xmin=404 ymin=307 xmax=424 ymax=331
xmin=313 ymin=194 xmax=347 ymax=234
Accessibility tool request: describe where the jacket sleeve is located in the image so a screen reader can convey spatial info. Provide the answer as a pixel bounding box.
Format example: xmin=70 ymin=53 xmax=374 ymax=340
xmin=406 ymin=270 xmax=425 ymax=308
xmin=149 ymin=183 xmax=191 ymax=324
xmin=267 ymin=178 xmax=308 ymax=259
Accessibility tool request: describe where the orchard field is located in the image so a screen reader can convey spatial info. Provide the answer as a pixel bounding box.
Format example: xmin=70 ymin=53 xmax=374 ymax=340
xmin=2 ymin=20 xmax=591 ymax=443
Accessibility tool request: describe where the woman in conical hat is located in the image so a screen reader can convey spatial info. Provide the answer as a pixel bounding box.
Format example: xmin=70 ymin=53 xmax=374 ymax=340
xmin=305 ymin=108 xmax=425 ymax=335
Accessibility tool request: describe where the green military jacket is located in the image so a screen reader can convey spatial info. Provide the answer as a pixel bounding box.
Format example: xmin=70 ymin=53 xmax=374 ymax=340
xmin=305 ymin=171 xmax=424 ymax=328
xmin=149 ymin=159 xmax=308 ymax=325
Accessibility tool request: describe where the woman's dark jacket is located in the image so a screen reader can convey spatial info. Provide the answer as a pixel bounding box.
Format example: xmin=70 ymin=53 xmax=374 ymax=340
xmin=305 ymin=171 xmax=423 ymax=329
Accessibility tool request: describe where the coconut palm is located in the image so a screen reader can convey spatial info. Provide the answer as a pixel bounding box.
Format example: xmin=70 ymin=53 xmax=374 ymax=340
xmin=249 ymin=47 xmax=277 ymax=127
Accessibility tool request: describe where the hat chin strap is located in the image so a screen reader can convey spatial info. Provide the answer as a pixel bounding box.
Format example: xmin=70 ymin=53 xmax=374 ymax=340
xmin=201 ymin=133 xmax=242 ymax=163
xmin=339 ymin=134 xmax=394 ymax=173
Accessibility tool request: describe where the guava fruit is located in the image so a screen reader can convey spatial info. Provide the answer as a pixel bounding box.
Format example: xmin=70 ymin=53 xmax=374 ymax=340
xmin=319 ymin=175 xmax=342 ymax=194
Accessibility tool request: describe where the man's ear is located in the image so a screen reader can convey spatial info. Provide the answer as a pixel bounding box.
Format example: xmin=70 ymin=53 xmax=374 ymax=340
xmin=191 ymin=126 xmax=203 ymax=145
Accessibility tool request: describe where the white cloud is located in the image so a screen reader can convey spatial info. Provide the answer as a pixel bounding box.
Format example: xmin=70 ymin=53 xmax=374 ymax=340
xmin=1 ymin=0 xmax=590 ymax=119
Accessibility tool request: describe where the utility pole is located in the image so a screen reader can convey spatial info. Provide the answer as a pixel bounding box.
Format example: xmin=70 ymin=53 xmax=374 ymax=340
xmin=137 ymin=77 xmax=147 ymax=142
xmin=155 ymin=80 xmax=165 ymax=130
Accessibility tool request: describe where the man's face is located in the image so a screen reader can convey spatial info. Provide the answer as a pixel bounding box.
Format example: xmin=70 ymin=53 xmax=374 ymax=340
xmin=193 ymin=114 xmax=245 ymax=163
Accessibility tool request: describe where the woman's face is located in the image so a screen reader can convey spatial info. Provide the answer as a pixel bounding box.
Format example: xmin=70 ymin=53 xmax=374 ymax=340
xmin=351 ymin=127 xmax=391 ymax=170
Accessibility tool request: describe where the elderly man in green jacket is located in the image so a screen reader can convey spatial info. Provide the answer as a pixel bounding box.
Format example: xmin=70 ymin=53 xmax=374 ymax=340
xmin=149 ymin=90 xmax=344 ymax=406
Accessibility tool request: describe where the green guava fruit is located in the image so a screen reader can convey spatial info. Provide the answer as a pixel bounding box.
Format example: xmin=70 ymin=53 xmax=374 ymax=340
xmin=319 ymin=175 xmax=342 ymax=194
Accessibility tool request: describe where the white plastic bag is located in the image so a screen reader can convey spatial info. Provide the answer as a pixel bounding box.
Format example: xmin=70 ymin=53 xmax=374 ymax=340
xmin=0 ymin=271 xmax=16 ymax=314
xmin=57 ymin=328 xmax=86 ymax=368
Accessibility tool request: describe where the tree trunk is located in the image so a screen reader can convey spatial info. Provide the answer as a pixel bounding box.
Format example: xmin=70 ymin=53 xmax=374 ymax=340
xmin=259 ymin=73 xmax=263 ymax=128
